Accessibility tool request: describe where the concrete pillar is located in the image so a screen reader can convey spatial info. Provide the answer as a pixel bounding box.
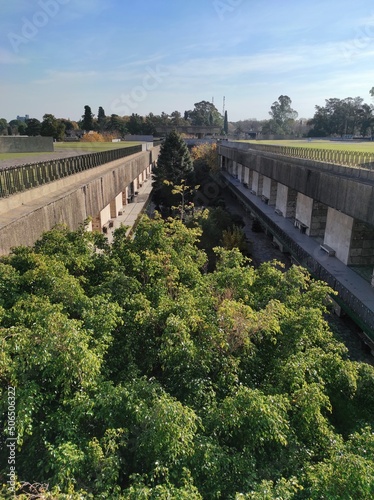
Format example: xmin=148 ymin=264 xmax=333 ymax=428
xmin=237 ymin=164 xmax=243 ymax=182
xmin=251 ymin=171 xmax=263 ymax=196
xmin=122 ymin=186 xmax=129 ymax=206
xmin=275 ymin=183 xmax=297 ymax=218
xmin=262 ymin=176 xmax=277 ymax=205
xmin=233 ymin=161 xmax=238 ymax=177
xmin=110 ymin=193 xmax=123 ymax=218
xmin=100 ymin=203 xmax=111 ymax=227
xmin=243 ymin=167 xmax=250 ymax=184
xmin=324 ymin=208 xmax=354 ymax=264
xmin=295 ymin=193 xmax=313 ymax=234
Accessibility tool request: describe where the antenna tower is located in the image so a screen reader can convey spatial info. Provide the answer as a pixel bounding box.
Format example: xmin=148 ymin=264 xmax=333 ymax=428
xmin=222 ymin=96 xmax=225 ymax=115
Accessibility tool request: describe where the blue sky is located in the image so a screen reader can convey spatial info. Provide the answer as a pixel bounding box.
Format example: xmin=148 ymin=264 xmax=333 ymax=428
xmin=2 ymin=0 xmax=374 ymax=122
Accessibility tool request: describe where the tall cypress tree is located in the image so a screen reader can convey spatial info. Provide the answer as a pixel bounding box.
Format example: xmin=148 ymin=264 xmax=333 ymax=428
xmin=97 ymin=107 xmax=106 ymax=130
xmin=152 ymin=130 xmax=194 ymax=207
xmin=224 ymin=110 xmax=228 ymax=135
xmin=82 ymin=105 xmax=94 ymax=131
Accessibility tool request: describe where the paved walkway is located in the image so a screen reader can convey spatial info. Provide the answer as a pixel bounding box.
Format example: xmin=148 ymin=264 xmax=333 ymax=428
xmin=105 ymin=177 xmax=153 ymax=243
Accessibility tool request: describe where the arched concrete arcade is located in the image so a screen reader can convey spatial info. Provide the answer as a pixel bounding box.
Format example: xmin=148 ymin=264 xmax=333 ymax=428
xmin=219 ymin=141 xmax=374 ymax=349
xmin=0 ymin=146 xmax=159 ymax=255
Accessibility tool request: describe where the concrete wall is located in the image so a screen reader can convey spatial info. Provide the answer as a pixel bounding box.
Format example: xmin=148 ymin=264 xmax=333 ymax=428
xmin=324 ymin=208 xmax=354 ymax=264
xmin=296 ymin=193 xmax=314 ymax=233
xmin=349 ymin=220 xmax=374 ymax=266
xmin=0 ymin=136 xmax=54 ymax=153
xmin=275 ymin=183 xmax=297 ymax=218
xmin=0 ymin=147 xmax=159 ymax=255
xmin=262 ymin=176 xmax=277 ymax=205
xmin=219 ymin=144 xmax=374 ymax=226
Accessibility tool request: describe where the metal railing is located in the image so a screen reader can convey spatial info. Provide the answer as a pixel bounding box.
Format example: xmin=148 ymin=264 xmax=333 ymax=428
xmin=223 ymin=141 xmax=374 ymax=169
xmin=0 ymin=145 xmax=143 ymax=197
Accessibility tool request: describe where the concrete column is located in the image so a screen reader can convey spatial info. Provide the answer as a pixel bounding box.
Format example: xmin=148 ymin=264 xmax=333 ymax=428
xmin=324 ymin=208 xmax=354 ymax=264
xmin=100 ymin=203 xmax=111 ymax=227
xmin=237 ymin=163 xmax=243 ymax=182
xmin=251 ymin=171 xmax=263 ymax=196
xmin=295 ymin=193 xmax=313 ymax=234
xmin=233 ymin=161 xmax=238 ymax=177
xmin=275 ymin=183 xmax=297 ymax=218
xmin=122 ymin=187 xmax=129 ymax=206
xmin=243 ymin=167 xmax=250 ymax=184
xmin=110 ymin=193 xmax=123 ymax=218
xmin=262 ymin=176 xmax=277 ymax=205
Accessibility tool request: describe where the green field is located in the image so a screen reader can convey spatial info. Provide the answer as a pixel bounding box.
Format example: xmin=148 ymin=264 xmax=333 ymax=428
xmin=241 ymin=139 xmax=374 ymax=153
xmin=54 ymin=141 xmax=140 ymax=151
xmin=0 ymin=141 xmax=141 ymax=161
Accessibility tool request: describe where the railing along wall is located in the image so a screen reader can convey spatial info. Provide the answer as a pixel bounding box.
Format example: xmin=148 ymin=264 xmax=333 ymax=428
xmin=226 ymin=178 xmax=374 ymax=340
xmin=0 ymin=145 xmax=143 ymax=198
xmin=222 ymin=141 xmax=374 ymax=169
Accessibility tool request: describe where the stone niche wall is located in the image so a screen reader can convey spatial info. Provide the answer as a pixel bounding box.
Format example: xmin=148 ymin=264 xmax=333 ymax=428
xmin=0 ymin=136 xmax=54 ymax=153
xmin=348 ymin=220 xmax=374 ymax=266
xmin=309 ymin=201 xmax=328 ymax=238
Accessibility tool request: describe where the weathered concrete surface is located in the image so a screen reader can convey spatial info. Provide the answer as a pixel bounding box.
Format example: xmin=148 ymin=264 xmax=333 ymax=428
xmin=220 ymin=145 xmax=374 ymax=226
xmin=323 ymin=208 xmax=353 ymax=265
xmin=0 ymin=147 xmax=159 ymax=255
xmin=0 ymin=136 xmax=54 ymax=153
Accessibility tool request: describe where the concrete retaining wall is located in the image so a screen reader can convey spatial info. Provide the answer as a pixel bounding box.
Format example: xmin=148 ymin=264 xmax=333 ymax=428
xmin=220 ymin=145 xmax=374 ymax=226
xmin=0 ymin=136 xmax=54 ymax=153
xmin=0 ymin=147 xmax=159 ymax=255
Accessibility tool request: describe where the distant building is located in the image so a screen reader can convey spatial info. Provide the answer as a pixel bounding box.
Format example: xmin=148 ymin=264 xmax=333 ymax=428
xmin=16 ymin=115 xmax=30 ymax=122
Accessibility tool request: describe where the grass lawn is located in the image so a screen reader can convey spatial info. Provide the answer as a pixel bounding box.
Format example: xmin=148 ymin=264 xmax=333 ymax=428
xmin=241 ymin=139 xmax=374 ymax=153
xmin=0 ymin=141 xmax=141 ymax=161
xmin=0 ymin=152 xmax=55 ymax=161
xmin=54 ymin=141 xmax=140 ymax=151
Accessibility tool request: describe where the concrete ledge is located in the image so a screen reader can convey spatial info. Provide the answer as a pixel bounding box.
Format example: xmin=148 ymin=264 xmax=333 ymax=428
xmin=320 ymin=243 xmax=336 ymax=256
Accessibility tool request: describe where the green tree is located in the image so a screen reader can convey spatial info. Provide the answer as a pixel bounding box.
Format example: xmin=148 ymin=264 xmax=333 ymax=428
xmin=152 ymin=130 xmax=194 ymax=207
xmin=0 ymin=118 xmax=8 ymax=135
xmin=97 ymin=106 xmax=106 ymax=130
xmin=127 ymin=113 xmax=144 ymax=135
xmin=187 ymin=100 xmax=223 ymax=127
xmin=81 ymin=105 xmax=94 ymax=131
xmin=224 ymin=110 xmax=228 ymax=134
xmin=40 ymin=114 xmax=65 ymax=141
xmin=25 ymin=118 xmax=41 ymax=136
xmin=263 ymin=95 xmax=298 ymax=135
xmin=1 ymin=216 xmax=374 ymax=498
xmin=8 ymin=119 xmax=24 ymax=135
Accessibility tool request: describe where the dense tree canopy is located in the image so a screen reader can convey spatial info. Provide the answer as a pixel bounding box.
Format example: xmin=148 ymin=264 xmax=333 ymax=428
xmin=40 ymin=114 xmax=66 ymax=141
xmin=262 ymin=95 xmax=298 ymax=136
xmin=185 ymin=101 xmax=223 ymax=127
xmin=1 ymin=216 xmax=374 ymax=498
xmin=308 ymin=96 xmax=374 ymax=137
